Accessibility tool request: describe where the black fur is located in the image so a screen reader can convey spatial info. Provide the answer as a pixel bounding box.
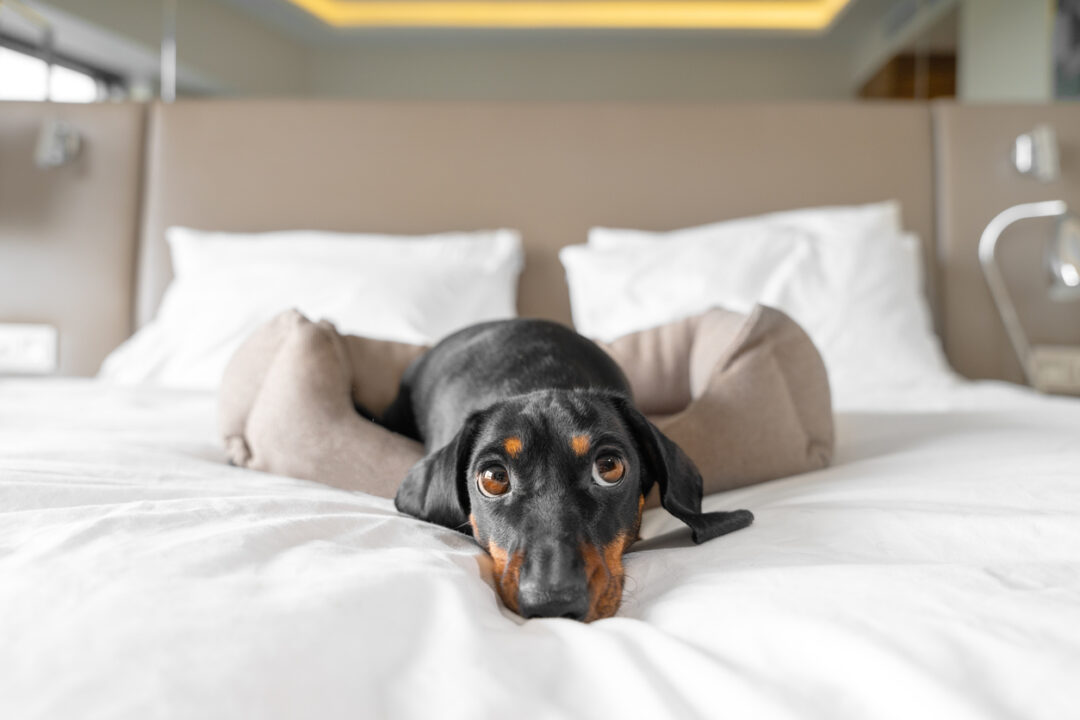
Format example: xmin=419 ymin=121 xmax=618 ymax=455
xmin=384 ymin=319 xmax=753 ymax=619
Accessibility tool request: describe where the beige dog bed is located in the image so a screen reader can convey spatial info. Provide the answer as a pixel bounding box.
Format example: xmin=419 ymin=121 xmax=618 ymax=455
xmin=220 ymin=306 xmax=833 ymax=502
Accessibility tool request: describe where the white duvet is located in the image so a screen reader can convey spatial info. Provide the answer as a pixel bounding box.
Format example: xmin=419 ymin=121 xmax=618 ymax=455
xmin=2 ymin=379 xmax=1079 ymax=720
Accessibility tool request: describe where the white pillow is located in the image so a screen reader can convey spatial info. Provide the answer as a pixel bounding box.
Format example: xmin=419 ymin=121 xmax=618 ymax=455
xmin=564 ymin=202 xmax=954 ymax=408
xmin=560 ymin=223 xmax=814 ymax=341
xmin=100 ymin=228 xmax=523 ymax=389
xmin=589 ymin=201 xmax=902 ymax=252
xmin=771 ymin=231 xmax=954 ymax=406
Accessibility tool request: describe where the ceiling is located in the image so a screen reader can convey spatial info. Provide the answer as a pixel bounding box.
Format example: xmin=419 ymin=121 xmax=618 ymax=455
xmin=280 ymin=0 xmax=851 ymax=30
xmin=216 ymin=0 xmax=894 ymax=47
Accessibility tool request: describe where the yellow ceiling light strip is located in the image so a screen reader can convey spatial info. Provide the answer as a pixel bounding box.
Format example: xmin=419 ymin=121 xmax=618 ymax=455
xmin=285 ymin=0 xmax=852 ymax=30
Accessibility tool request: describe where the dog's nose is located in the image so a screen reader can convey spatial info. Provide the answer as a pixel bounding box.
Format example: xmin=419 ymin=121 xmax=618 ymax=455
xmin=518 ymin=590 xmax=589 ymax=621
xmin=517 ymin=543 xmax=589 ymax=620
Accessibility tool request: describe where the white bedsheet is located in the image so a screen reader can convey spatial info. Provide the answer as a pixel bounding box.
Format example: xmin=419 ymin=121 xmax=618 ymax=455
xmin=2 ymin=379 xmax=1078 ymax=720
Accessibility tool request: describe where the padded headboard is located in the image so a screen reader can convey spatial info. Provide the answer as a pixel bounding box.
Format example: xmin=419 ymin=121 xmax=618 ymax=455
xmin=934 ymin=102 xmax=1080 ymax=384
xmin=137 ymin=101 xmax=937 ymax=329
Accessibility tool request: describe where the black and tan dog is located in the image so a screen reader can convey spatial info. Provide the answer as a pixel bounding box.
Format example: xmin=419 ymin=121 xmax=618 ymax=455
xmin=383 ymin=318 xmax=753 ymax=622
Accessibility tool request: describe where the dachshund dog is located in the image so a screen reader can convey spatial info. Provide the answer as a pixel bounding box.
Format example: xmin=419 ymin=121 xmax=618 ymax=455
xmin=382 ymin=319 xmax=753 ymax=621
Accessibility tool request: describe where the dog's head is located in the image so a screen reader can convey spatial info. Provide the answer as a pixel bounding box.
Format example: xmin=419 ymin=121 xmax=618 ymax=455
xmin=395 ymin=389 xmax=750 ymax=622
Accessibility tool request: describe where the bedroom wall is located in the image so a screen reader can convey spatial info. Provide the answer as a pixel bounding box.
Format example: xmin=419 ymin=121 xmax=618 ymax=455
xmin=24 ymin=1 xmax=853 ymax=102
xmin=0 ymin=102 xmax=145 ymax=376
xmin=23 ymin=0 xmax=308 ymax=96
xmin=305 ymin=36 xmax=852 ymax=101
xmin=957 ymin=0 xmax=1055 ymax=101
xmin=18 ymin=0 xmax=1061 ymax=102
xmin=848 ymin=0 xmax=959 ymax=91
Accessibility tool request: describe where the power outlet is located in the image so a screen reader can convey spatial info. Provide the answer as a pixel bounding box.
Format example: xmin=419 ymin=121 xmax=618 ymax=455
xmin=0 ymin=324 xmax=59 ymax=374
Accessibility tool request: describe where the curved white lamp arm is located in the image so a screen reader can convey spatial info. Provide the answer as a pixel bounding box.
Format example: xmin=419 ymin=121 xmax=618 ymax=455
xmin=978 ymin=200 xmax=1068 ymax=383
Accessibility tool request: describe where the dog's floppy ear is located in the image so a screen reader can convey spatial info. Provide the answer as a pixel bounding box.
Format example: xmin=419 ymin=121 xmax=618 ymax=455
xmin=611 ymin=396 xmax=753 ymax=544
xmin=394 ymin=411 xmax=484 ymax=534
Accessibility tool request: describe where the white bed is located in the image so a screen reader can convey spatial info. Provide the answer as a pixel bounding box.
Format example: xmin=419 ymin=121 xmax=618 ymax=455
xmin=3 ymin=377 xmax=1078 ymax=720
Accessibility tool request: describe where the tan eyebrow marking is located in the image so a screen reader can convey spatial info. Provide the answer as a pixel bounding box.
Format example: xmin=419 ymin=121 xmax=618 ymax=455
xmin=503 ymin=436 xmax=523 ymax=457
xmin=571 ymin=434 xmax=591 ymax=457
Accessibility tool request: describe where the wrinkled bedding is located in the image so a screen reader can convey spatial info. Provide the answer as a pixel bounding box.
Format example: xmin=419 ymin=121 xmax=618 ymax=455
xmin=2 ymin=378 xmax=1078 ymax=720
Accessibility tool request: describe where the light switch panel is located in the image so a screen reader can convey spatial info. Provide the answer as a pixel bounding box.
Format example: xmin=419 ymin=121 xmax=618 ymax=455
xmin=0 ymin=324 xmax=59 ymax=374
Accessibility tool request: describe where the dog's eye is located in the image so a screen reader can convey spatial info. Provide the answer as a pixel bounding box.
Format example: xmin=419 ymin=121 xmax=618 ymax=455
xmin=477 ymin=465 xmax=511 ymax=497
xmin=592 ymin=454 xmax=625 ymax=486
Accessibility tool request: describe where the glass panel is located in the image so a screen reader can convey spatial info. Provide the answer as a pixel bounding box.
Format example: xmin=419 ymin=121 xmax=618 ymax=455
xmin=50 ymin=64 xmax=100 ymax=103
xmin=0 ymin=46 xmax=101 ymax=102
xmin=0 ymin=46 xmax=49 ymax=101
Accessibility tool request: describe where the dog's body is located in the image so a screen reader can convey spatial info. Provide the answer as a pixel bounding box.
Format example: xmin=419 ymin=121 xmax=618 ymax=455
xmin=384 ymin=318 xmax=752 ymax=621
xmin=384 ymin=319 xmax=630 ymax=450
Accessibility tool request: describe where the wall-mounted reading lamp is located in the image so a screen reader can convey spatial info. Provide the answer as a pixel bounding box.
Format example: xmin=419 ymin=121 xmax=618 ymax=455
xmin=978 ymin=125 xmax=1080 ymax=394
xmin=34 ymin=117 xmax=81 ymax=168
xmin=1012 ymin=125 xmax=1060 ymax=183
xmin=0 ymin=0 xmax=83 ymax=167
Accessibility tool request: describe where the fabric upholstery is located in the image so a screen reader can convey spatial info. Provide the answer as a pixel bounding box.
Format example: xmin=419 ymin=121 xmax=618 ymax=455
xmin=603 ymin=306 xmax=833 ymax=502
xmin=139 ymin=101 xmax=936 ymax=330
xmin=220 ymin=307 xmax=833 ymax=500
xmin=220 ymin=310 xmax=425 ymax=497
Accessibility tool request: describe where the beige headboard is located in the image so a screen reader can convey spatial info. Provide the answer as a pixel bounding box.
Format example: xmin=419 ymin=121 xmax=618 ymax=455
xmin=934 ymin=102 xmax=1080 ymax=384
xmin=17 ymin=99 xmax=1074 ymax=384
xmin=137 ymin=101 xmax=937 ymax=329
